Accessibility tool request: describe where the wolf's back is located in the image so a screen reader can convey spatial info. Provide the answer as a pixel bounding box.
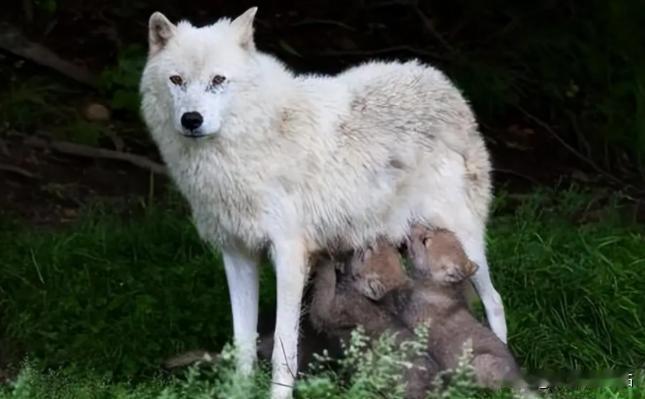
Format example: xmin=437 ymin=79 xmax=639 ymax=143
xmin=336 ymin=59 xmax=492 ymax=222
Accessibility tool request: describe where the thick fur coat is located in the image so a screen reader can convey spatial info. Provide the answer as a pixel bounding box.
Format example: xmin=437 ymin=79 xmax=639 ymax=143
xmin=139 ymin=8 xmax=506 ymax=399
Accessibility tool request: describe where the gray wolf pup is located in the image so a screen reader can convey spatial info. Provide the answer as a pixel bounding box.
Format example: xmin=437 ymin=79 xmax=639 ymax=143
xmin=401 ymin=226 xmax=531 ymax=394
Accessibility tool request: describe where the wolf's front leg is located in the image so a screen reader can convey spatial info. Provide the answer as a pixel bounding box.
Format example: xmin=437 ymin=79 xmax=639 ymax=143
xmin=222 ymin=245 xmax=260 ymax=375
xmin=269 ymin=238 xmax=309 ymax=399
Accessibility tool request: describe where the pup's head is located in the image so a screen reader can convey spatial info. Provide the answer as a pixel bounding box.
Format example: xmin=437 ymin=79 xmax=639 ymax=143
xmin=406 ymin=225 xmax=478 ymax=285
xmin=349 ymin=239 xmax=407 ymax=300
xmin=141 ymin=8 xmax=258 ymax=139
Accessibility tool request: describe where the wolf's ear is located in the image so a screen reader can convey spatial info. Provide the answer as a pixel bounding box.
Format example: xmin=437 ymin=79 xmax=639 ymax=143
xmin=231 ymin=7 xmax=257 ymax=50
xmin=148 ymin=12 xmax=176 ymax=56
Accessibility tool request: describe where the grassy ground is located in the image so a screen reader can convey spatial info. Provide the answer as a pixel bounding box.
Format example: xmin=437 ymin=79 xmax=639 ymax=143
xmin=0 ymin=186 xmax=644 ymax=398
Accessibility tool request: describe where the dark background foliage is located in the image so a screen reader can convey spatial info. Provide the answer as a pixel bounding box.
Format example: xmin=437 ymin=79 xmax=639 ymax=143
xmin=3 ymin=0 xmax=645 ymax=184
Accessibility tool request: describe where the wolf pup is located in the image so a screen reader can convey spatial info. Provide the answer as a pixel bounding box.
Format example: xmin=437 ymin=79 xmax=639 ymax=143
xmin=140 ymin=7 xmax=505 ymax=398
xmin=400 ymin=226 xmax=530 ymax=393
xmin=310 ymin=241 xmax=439 ymax=399
xmin=309 ymin=240 xmax=410 ymax=340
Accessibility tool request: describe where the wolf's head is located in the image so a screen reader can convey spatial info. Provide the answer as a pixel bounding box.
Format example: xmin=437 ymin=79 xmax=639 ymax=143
xmin=140 ymin=8 xmax=259 ymax=139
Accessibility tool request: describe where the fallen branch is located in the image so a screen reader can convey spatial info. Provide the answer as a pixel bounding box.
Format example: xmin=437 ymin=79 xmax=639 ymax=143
xmin=493 ymin=167 xmax=540 ymax=184
xmin=291 ymin=18 xmax=357 ymax=31
xmin=0 ymin=163 xmax=39 ymax=179
xmin=22 ymin=0 xmax=34 ymax=24
xmin=413 ymin=6 xmax=456 ymax=54
xmin=24 ymin=136 xmax=167 ymax=175
xmin=0 ymin=22 xmax=97 ymax=88
xmin=514 ymin=105 xmax=622 ymax=185
xmin=0 ymin=138 xmax=9 ymax=157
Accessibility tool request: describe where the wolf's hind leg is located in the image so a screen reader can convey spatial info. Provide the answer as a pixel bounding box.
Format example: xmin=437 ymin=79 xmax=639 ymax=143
xmin=447 ymin=222 xmax=507 ymax=343
xmin=222 ymin=245 xmax=260 ymax=375
xmin=469 ymin=257 xmax=507 ymax=343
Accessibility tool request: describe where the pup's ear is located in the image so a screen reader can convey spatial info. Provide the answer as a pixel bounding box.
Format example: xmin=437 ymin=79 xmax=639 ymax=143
xmin=231 ymin=7 xmax=258 ymax=50
xmin=148 ymin=12 xmax=176 ymax=56
xmin=463 ymin=260 xmax=479 ymax=278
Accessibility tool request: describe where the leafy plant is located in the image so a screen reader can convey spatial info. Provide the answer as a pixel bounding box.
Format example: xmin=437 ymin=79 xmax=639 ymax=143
xmin=99 ymin=45 xmax=147 ymax=118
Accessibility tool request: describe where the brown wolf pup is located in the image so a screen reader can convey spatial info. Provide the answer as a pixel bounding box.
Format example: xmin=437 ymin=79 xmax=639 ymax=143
xmin=309 ymin=241 xmax=439 ymax=399
xmin=400 ymin=225 xmax=531 ymax=393
xmin=309 ymin=242 xmax=410 ymax=340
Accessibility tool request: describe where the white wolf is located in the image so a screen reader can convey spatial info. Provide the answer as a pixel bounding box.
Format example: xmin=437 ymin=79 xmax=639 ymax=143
xmin=140 ymin=7 xmax=507 ymax=398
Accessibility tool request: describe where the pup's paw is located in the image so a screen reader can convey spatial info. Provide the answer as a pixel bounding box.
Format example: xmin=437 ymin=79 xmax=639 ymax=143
xmin=436 ymin=261 xmax=465 ymax=284
xmin=440 ymin=267 xmax=464 ymax=284
xmin=353 ymin=274 xmax=387 ymax=300
xmin=436 ymin=258 xmax=479 ymax=284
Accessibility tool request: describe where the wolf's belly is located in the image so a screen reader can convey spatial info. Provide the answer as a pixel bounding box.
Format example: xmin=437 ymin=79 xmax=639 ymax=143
xmin=298 ymin=148 xmax=471 ymax=252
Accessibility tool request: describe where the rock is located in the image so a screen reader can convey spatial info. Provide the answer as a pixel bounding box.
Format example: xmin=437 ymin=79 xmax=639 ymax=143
xmin=83 ymin=103 xmax=111 ymax=122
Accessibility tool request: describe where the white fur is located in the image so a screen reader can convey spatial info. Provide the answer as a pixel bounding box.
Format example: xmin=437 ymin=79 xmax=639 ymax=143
xmin=221 ymin=244 xmax=260 ymax=375
xmin=140 ymin=8 xmax=507 ymax=398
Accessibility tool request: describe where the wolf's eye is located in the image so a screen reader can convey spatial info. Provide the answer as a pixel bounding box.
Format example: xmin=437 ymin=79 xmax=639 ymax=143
xmin=211 ymin=75 xmax=226 ymax=86
xmin=169 ymin=75 xmax=183 ymax=85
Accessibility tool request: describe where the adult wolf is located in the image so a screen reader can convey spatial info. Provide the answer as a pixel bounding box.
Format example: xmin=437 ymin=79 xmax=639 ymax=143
xmin=140 ymin=7 xmax=507 ymax=398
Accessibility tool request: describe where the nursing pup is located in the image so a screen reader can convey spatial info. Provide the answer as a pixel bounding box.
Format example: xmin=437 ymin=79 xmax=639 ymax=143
xmin=398 ymin=226 xmax=530 ymax=393
xmin=309 ymin=242 xmax=439 ymax=399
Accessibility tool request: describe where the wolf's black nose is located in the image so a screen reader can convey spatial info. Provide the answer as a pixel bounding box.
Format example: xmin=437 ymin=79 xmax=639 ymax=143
xmin=181 ymin=112 xmax=203 ymax=130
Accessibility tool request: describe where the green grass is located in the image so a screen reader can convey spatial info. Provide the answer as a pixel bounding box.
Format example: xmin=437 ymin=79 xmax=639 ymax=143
xmin=0 ymin=338 xmax=643 ymax=399
xmin=0 ymin=187 xmax=644 ymax=398
xmin=0 ymin=201 xmax=277 ymax=377
xmin=490 ymin=190 xmax=645 ymax=375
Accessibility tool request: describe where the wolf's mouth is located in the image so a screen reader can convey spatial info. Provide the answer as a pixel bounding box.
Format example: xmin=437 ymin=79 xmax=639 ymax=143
xmin=181 ymin=131 xmax=209 ymax=139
